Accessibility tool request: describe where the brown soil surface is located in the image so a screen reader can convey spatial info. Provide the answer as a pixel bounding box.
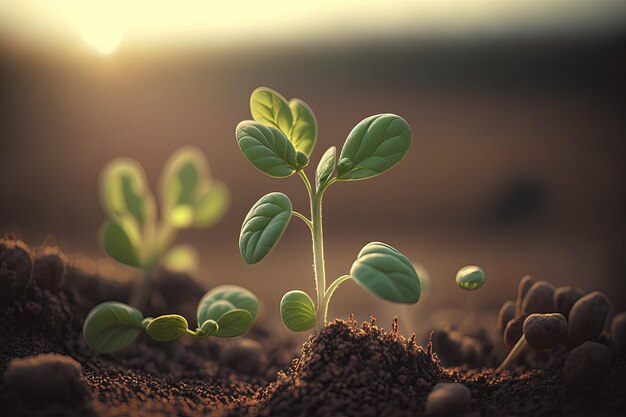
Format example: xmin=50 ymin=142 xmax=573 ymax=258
xmin=1 ymin=237 xmax=625 ymax=417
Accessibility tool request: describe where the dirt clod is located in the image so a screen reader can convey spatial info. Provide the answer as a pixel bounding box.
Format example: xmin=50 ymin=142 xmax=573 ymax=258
xmin=0 ymin=238 xmax=32 ymax=300
xmin=564 ymin=341 xmax=612 ymax=391
xmin=219 ymin=338 xmax=268 ymax=375
xmin=424 ymin=382 xmax=471 ymax=416
xmin=32 ymin=246 xmax=67 ymax=291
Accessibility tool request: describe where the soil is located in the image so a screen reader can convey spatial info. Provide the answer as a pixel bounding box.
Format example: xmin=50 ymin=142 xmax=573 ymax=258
xmin=1 ymin=236 xmax=625 ymax=417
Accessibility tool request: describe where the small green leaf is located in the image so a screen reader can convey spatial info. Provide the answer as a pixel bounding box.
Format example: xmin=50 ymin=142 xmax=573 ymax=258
xmin=99 ymin=218 xmax=141 ymax=267
xmin=456 ymin=265 xmax=485 ymax=290
xmin=193 ymin=181 xmax=230 ymax=227
xmin=280 ymin=290 xmax=316 ymax=332
xmin=163 ymin=244 xmax=199 ymax=274
xmin=350 ymin=242 xmax=421 ymax=304
xmin=337 ymin=114 xmax=412 ymax=181
xmin=100 ymin=158 xmax=156 ymax=230
xmin=197 ymin=285 xmax=259 ymax=327
xmin=289 ymin=99 xmax=317 ymax=156
xmin=250 ymin=87 xmax=294 ymax=137
xmin=196 ymin=319 xmax=219 ymax=339
xmin=236 ymin=121 xmax=297 ymax=177
xmin=295 ymin=151 xmax=309 ymax=170
xmin=239 ymin=192 xmax=292 ymax=264
xmin=146 ymin=314 xmax=189 ymax=342
xmin=214 ymin=309 xmax=254 ymax=337
xmin=83 ymin=302 xmax=144 ymax=353
xmin=315 ymin=146 xmax=336 ymax=190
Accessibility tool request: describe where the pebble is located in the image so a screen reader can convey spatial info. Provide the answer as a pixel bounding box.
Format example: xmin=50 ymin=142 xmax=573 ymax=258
xmin=564 ymin=341 xmax=612 ymax=390
xmin=610 ymin=312 xmax=626 ymax=356
xmin=32 ymin=246 xmax=67 ymax=291
xmin=516 ymin=275 xmax=535 ymax=315
xmin=3 ymin=353 xmax=88 ymax=402
xmin=553 ymin=286 xmax=585 ymax=319
xmin=498 ymin=300 xmax=516 ymax=333
xmin=521 ymin=281 xmax=555 ymax=315
xmin=568 ymin=291 xmax=610 ymax=346
xmin=424 ymin=382 xmax=471 ymax=416
xmin=219 ymin=338 xmax=267 ymax=375
xmin=504 ymin=314 xmax=527 ymax=349
xmin=0 ymin=238 xmax=32 ymax=299
xmin=523 ymin=313 xmax=568 ymax=350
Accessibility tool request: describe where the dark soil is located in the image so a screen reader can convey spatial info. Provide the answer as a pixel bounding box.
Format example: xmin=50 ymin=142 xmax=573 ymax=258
xmin=1 ymin=236 xmax=625 ymax=417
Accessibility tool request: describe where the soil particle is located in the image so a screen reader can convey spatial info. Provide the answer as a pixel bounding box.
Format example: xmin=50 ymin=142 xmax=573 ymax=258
xmin=553 ymin=286 xmax=585 ymax=320
xmin=567 ymin=291 xmax=610 ymax=346
xmin=3 ymin=353 xmax=87 ymax=402
xmin=611 ymin=312 xmax=626 ymax=356
xmin=424 ymin=382 xmax=471 ymax=416
xmin=563 ymin=341 xmax=612 ymax=391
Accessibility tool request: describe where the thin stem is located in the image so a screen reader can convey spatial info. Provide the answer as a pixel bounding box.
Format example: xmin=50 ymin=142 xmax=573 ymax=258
xmin=298 ymin=170 xmax=313 ymax=197
xmin=320 ymin=275 xmax=352 ymax=322
xmin=496 ymin=335 xmax=527 ymax=373
xmin=185 ymin=328 xmax=198 ymax=337
xmin=292 ymin=211 xmax=313 ymax=230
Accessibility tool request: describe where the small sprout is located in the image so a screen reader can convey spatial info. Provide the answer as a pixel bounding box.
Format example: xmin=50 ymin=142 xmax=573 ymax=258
xmin=523 ymin=313 xmax=568 ymax=349
xmin=515 ymin=275 xmax=535 ymax=316
xmin=236 ymin=87 xmax=418 ymax=332
xmin=610 ymin=312 xmax=626 ymax=356
xmin=497 ymin=300 xmax=516 ymax=333
xmin=564 ymin=341 xmax=612 ymax=391
xmin=82 ymin=285 xmax=258 ymax=353
xmin=553 ymin=286 xmax=585 ymax=319
xmin=567 ymin=291 xmax=611 ymax=346
xmin=424 ymin=383 xmax=471 ymax=416
xmin=520 ymin=280 xmax=555 ymax=315
xmin=99 ymin=147 xmax=230 ymax=307
xmin=455 ymin=265 xmax=485 ymax=290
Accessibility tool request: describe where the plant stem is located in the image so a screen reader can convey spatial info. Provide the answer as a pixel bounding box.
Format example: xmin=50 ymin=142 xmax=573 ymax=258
xmin=292 ymin=211 xmax=313 ymax=230
xmin=320 ymin=275 xmax=352 ymax=323
xmin=495 ymin=335 xmax=527 ymax=373
xmin=129 ymin=268 xmax=152 ymax=308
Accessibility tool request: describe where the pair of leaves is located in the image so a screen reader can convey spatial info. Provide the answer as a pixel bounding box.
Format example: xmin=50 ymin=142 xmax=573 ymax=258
xmin=83 ymin=285 xmax=259 ymax=353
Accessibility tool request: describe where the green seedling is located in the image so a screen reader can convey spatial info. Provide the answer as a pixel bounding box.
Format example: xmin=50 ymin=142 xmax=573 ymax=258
xmin=83 ymin=285 xmax=258 ymax=353
xmin=455 ymin=266 xmax=485 ymax=291
xmin=99 ymin=146 xmax=229 ymax=307
xmin=236 ymin=87 xmax=421 ymax=332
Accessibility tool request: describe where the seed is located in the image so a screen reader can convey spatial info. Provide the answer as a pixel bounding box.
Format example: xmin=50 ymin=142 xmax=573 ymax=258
xmin=564 ymin=341 xmax=612 ymax=391
xmin=553 ymin=286 xmax=585 ymax=319
xmin=610 ymin=312 xmax=626 ymax=356
xmin=424 ymin=383 xmax=471 ymax=416
xmin=504 ymin=314 xmax=527 ymax=350
xmin=521 ymin=280 xmax=555 ymax=315
xmin=498 ymin=300 xmax=516 ymax=333
xmin=516 ymin=275 xmax=535 ymax=315
xmin=523 ymin=313 xmax=568 ymax=350
xmin=568 ymin=291 xmax=610 ymax=346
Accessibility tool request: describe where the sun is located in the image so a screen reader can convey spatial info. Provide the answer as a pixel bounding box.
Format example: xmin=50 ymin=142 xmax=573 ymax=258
xmin=80 ymin=26 xmax=123 ymax=54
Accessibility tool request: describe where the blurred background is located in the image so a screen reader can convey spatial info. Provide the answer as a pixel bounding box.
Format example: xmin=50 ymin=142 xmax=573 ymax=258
xmin=1 ymin=1 xmax=625 ymax=337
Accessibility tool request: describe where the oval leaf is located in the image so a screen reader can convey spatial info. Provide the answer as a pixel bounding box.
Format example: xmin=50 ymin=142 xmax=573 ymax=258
xmin=236 ymin=121 xmax=297 ymax=177
xmin=250 ymin=87 xmax=294 ymax=136
xmin=196 ymin=319 xmax=219 ymax=339
xmin=100 ymin=158 xmax=156 ymax=229
xmin=280 ymin=290 xmax=316 ymax=332
xmin=315 ymin=146 xmax=336 ymax=190
xmin=146 ymin=314 xmax=189 ymax=342
xmin=197 ymin=285 xmax=259 ymax=327
xmin=99 ymin=218 xmax=141 ymax=267
xmin=214 ymin=309 xmax=254 ymax=338
xmin=239 ymin=192 xmax=292 ymax=264
xmin=289 ymin=99 xmax=317 ymax=156
xmin=83 ymin=302 xmax=144 ymax=353
xmin=350 ymin=242 xmax=421 ymax=304
xmin=337 ymin=114 xmax=412 ymax=181
xmin=456 ymin=265 xmax=485 ymax=290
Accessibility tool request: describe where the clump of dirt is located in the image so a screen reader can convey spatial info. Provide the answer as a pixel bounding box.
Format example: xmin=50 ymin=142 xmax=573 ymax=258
xmin=223 ymin=317 xmax=447 ymax=417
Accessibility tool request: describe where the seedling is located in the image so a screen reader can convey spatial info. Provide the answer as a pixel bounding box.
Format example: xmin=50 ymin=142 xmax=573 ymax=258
xmin=236 ymin=87 xmax=421 ymax=332
xmin=99 ymin=146 xmax=229 ymax=307
xmin=455 ymin=266 xmax=485 ymax=290
xmin=83 ymin=285 xmax=258 ymax=353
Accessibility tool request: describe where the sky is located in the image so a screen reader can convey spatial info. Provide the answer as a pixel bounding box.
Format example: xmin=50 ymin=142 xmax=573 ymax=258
xmin=1 ymin=0 xmax=625 ymax=54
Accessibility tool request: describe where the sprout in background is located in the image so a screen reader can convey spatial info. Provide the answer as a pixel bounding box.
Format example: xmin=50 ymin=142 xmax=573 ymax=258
xmin=236 ymin=87 xmax=421 ymax=332
xmin=99 ymin=146 xmax=229 ymax=307
xmin=83 ymin=285 xmax=258 ymax=353
xmin=456 ymin=266 xmax=485 ymax=291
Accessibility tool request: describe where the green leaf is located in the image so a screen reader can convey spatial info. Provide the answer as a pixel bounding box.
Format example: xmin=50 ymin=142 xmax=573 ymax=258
xmin=250 ymin=87 xmax=294 ymax=137
xmin=337 ymin=114 xmax=412 ymax=180
xmin=99 ymin=218 xmax=141 ymax=267
xmin=145 ymin=314 xmax=189 ymax=342
xmin=197 ymin=285 xmax=259 ymax=327
xmin=193 ymin=181 xmax=230 ymax=227
xmin=280 ymin=290 xmax=316 ymax=332
xmin=239 ymin=192 xmax=292 ymax=264
xmin=350 ymin=242 xmax=421 ymax=304
xmin=289 ymin=99 xmax=317 ymax=156
xmin=456 ymin=265 xmax=485 ymax=290
xmin=100 ymin=158 xmax=156 ymax=230
xmin=196 ymin=319 xmax=219 ymax=339
xmin=236 ymin=121 xmax=297 ymax=177
xmin=214 ymin=309 xmax=254 ymax=337
xmin=82 ymin=302 xmax=144 ymax=353
xmin=315 ymin=146 xmax=336 ymax=190
xmin=163 ymin=244 xmax=199 ymax=273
